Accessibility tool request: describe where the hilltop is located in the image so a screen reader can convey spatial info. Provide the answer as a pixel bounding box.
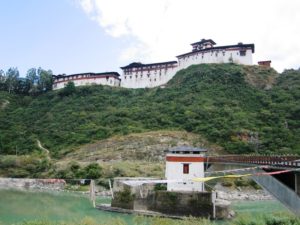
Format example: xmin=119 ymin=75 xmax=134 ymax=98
xmin=0 ymin=64 xmax=299 ymax=171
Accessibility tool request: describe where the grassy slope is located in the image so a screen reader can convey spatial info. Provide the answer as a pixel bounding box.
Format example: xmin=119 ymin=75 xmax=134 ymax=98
xmin=0 ymin=64 xmax=299 ymax=159
xmin=56 ymin=130 xmax=223 ymax=178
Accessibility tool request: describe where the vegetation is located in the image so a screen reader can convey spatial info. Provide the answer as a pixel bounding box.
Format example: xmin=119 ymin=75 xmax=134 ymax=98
xmin=55 ymin=162 xmax=102 ymax=179
xmin=0 ymin=64 xmax=299 ymax=160
xmin=0 ymin=67 xmax=53 ymax=95
xmin=6 ymin=213 xmax=300 ymax=225
xmin=0 ymin=154 xmax=51 ymax=178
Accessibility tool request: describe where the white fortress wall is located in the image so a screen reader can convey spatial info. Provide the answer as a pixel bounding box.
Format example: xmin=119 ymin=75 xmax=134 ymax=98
xmin=120 ymin=62 xmax=178 ymax=89
xmin=177 ymin=48 xmax=253 ymax=70
xmin=52 ymin=39 xmax=255 ymax=90
xmin=53 ymin=74 xmax=121 ymax=90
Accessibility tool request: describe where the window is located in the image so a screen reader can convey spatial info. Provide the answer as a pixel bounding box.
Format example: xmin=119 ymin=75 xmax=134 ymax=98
xmin=240 ymin=50 xmax=246 ymax=56
xmin=183 ymin=164 xmax=189 ymax=174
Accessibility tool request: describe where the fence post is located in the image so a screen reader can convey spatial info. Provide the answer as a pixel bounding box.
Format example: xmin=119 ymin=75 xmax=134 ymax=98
xmin=90 ymin=180 xmax=96 ymax=208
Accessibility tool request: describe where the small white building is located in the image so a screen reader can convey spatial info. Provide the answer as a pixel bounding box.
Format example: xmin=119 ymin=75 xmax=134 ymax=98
xmin=165 ymin=146 xmax=207 ymax=192
xmin=120 ymin=61 xmax=178 ymax=89
xmin=177 ymin=39 xmax=255 ymax=70
xmin=52 ymin=72 xmax=121 ymax=90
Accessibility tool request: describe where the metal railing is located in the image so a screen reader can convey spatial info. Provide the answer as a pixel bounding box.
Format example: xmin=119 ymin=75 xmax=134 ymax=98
xmin=206 ymin=155 xmax=300 ymax=168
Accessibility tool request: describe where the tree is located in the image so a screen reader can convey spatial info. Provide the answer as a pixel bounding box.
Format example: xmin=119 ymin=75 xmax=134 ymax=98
xmin=26 ymin=68 xmax=39 ymax=95
xmin=84 ymin=163 xmax=102 ymax=179
xmin=5 ymin=67 xmax=19 ymax=93
xmin=37 ymin=67 xmax=53 ymax=92
xmin=0 ymin=70 xmax=6 ymax=91
xmin=14 ymin=79 xmax=31 ymax=94
xmin=59 ymin=81 xmax=76 ymax=96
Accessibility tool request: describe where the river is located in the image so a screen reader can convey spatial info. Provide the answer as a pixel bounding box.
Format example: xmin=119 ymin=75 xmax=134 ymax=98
xmin=0 ymin=189 xmax=288 ymax=224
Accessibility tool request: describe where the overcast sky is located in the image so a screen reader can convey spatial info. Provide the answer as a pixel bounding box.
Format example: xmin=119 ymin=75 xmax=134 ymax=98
xmin=0 ymin=0 xmax=299 ymax=76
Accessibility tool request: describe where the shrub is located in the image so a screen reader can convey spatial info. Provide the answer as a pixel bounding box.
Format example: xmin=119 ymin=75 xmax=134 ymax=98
xmin=84 ymin=163 xmax=102 ymax=179
xmin=154 ymin=183 xmax=167 ymax=191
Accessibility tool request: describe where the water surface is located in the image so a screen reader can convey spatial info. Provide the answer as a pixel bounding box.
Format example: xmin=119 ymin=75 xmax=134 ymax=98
xmin=0 ymin=189 xmax=289 ymax=224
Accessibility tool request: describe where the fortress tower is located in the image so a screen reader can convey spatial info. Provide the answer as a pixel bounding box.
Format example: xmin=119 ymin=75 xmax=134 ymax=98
xmin=177 ymin=39 xmax=254 ymax=70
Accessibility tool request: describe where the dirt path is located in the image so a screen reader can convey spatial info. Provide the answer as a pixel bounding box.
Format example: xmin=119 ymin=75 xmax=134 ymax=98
xmin=0 ymin=100 xmax=9 ymax=110
xmin=37 ymin=139 xmax=51 ymax=160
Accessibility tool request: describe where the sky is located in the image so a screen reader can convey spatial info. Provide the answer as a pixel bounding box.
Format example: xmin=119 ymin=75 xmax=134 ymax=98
xmin=0 ymin=0 xmax=299 ymax=76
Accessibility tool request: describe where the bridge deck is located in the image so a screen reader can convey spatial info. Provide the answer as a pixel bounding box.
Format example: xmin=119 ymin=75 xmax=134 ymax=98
xmin=206 ymin=155 xmax=300 ymax=168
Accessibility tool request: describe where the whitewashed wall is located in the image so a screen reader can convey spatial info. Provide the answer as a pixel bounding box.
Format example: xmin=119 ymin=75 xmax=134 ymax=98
xmin=121 ymin=66 xmax=178 ymax=89
xmin=165 ymin=154 xmax=205 ymax=192
xmin=53 ymin=76 xmax=121 ymax=90
xmin=178 ymin=48 xmax=253 ymax=70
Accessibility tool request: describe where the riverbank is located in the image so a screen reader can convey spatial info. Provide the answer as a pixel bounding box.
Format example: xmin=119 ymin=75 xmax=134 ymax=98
xmin=214 ymin=183 xmax=273 ymax=201
xmin=0 ymin=177 xmax=273 ymax=201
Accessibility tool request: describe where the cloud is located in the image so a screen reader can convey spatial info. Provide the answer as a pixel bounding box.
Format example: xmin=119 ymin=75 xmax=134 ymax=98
xmin=77 ymin=0 xmax=300 ymax=72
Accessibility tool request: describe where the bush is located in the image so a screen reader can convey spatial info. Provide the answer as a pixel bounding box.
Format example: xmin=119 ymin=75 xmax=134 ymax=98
xmin=221 ymin=180 xmax=233 ymax=187
xmin=154 ymin=183 xmax=167 ymax=191
xmin=84 ymin=163 xmax=102 ymax=179
xmin=59 ymin=81 xmax=76 ymax=97
xmin=115 ymin=186 xmax=134 ymax=203
xmin=234 ymin=178 xmax=249 ymax=187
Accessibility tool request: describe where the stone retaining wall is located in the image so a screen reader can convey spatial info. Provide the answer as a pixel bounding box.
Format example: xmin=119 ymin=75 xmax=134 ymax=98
xmin=112 ymin=189 xmax=231 ymax=219
xmin=0 ymin=178 xmax=66 ymax=190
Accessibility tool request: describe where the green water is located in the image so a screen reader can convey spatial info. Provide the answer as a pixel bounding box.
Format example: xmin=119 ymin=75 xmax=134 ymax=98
xmin=0 ymin=189 xmax=290 ymax=224
xmin=232 ymin=200 xmax=288 ymax=215
xmin=0 ymin=189 xmax=133 ymax=224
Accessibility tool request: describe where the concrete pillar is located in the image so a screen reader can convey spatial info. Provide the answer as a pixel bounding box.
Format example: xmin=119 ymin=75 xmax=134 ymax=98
xmin=296 ymin=173 xmax=300 ymax=196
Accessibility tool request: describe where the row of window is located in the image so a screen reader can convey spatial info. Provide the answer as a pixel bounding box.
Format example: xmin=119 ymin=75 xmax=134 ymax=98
xmin=124 ymin=70 xmax=167 ymax=76
xmin=123 ymin=68 xmax=173 ymax=75
xmin=123 ymin=64 xmax=174 ymax=73
xmin=181 ymin=50 xmax=247 ymax=62
xmin=56 ymin=76 xmax=119 ymax=82
xmin=124 ymin=76 xmax=158 ymax=82
xmin=56 ymin=74 xmax=91 ymax=81
xmin=181 ymin=49 xmax=247 ymax=61
xmin=56 ymin=74 xmax=119 ymax=82
xmin=124 ymin=72 xmax=166 ymax=79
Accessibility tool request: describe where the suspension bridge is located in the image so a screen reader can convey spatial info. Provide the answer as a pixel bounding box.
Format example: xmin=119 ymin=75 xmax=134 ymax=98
xmin=204 ymin=155 xmax=300 ymax=215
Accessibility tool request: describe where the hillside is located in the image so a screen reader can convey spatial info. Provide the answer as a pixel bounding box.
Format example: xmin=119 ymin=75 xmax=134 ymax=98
xmin=0 ymin=63 xmax=299 ymax=161
xmin=55 ymin=130 xmax=223 ymax=178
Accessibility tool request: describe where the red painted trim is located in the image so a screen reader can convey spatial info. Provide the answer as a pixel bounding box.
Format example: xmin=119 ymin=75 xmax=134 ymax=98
xmin=166 ymin=156 xmax=205 ymax=162
xmin=53 ymin=75 xmax=120 ymax=84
